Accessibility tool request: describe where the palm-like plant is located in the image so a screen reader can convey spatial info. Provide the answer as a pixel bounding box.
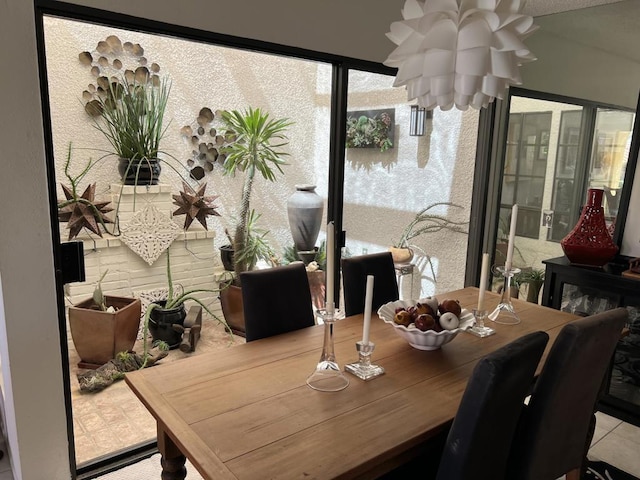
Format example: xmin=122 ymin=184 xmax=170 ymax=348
xmin=220 ymin=107 xmax=293 ymax=277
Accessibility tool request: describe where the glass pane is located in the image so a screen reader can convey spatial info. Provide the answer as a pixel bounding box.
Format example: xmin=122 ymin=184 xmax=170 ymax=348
xmin=516 ymin=177 xmax=545 ymax=208
xmin=588 ymin=109 xmax=635 ymax=223
xmin=342 ymin=69 xmax=474 ymax=299
xmin=517 ymin=208 xmax=542 ymax=238
xmin=548 ymin=109 xmax=587 ymax=243
xmin=556 ymin=145 xmax=578 ymax=178
xmin=44 ymin=15 xmax=333 ymax=467
xmin=550 ymin=179 xmax=575 ymax=241
xmin=501 ymin=175 xmax=516 ymax=204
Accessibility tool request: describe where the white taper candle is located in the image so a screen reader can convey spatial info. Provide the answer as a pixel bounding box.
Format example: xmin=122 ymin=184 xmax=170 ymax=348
xmin=326 ymin=221 xmax=335 ymax=314
xmin=362 ymin=275 xmax=374 ymax=345
xmin=478 ymin=253 xmax=490 ymax=311
xmin=505 ymin=204 xmax=518 ymax=271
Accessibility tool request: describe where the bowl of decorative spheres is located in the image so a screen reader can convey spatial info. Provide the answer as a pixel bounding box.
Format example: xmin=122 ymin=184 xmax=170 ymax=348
xmin=377 ymin=298 xmax=474 ymax=351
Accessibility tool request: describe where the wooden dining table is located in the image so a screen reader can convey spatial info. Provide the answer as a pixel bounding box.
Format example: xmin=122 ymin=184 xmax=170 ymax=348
xmin=125 ymin=287 xmax=579 ymax=480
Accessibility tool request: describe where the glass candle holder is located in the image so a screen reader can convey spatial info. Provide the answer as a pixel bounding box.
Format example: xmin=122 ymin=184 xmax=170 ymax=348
xmin=345 ymin=341 xmax=385 ymax=381
xmin=306 ymin=303 xmax=350 ymax=392
xmin=488 ymin=266 xmax=521 ymax=325
xmin=468 ymin=309 xmax=496 ymax=337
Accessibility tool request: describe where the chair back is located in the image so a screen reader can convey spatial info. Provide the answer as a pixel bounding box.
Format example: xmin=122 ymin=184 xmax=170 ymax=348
xmin=240 ymin=262 xmax=315 ymax=342
xmin=507 ymin=307 xmax=628 ymax=480
xmin=435 ymin=331 xmax=549 ymax=480
xmin=341 ymin=252 xmax=399 ymax=316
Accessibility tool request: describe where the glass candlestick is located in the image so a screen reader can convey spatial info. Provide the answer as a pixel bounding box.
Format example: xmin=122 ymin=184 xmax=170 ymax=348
xmin=468 ymin=309 xmax=496 ymax=337
xmin=306 ymin=303 xmax=350 ymax=392
xmin=345 ymin=341 xmax=385 ymax=381
xmin=488 ymin=266 xmax=521 ymax=325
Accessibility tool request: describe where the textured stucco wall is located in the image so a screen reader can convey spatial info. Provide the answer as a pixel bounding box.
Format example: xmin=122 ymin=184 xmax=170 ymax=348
xmin=45 ymin=17 xmax=477 ymax=303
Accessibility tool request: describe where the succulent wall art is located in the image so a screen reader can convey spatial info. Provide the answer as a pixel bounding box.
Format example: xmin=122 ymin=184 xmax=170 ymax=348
xmin=345 ymin=108 xmax=395 ymax=153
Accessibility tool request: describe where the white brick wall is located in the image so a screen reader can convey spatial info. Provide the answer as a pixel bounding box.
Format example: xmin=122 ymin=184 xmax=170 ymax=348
xmin=63 ymin=184 xmax=226 ymax=321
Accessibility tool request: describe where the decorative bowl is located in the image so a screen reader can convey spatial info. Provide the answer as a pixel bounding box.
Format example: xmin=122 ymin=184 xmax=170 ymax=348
xmin=377 ymin=299 xmax=474 ymax=351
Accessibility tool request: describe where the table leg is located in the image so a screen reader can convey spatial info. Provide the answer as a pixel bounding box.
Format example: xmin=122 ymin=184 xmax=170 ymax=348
xmin=158 ymin=423 xmax=186 ymax=480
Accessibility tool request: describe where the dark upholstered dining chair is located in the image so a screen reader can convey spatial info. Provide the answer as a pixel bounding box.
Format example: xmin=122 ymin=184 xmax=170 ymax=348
xmin=239 ymin=262 xmax=315 ymax=342
xmin=506 ymin=307 xmax=628 ymax=480
xmin=341 ymin=252 xmax=399 ymax=316
xmin=433 ymin=331 xmax=550 ymax=480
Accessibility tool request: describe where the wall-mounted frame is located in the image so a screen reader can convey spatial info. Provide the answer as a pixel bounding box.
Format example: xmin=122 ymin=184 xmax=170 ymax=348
xmin=345 ymin=108 xmax=395 ymax=152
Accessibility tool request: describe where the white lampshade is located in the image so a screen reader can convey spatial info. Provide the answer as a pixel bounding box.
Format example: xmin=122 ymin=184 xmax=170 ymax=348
xmin=384 ymin=0 xmax=538 ymax=111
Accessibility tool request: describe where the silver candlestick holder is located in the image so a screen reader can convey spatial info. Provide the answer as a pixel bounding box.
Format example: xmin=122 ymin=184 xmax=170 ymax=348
xmin=488 ymin=266 xmax=521 ymax=325
xmin=467 ymin=309 xmax=496 ymax=337
xmin=306 ymin=303 xmax=350 ymax=392
xmin=345 ymin=341 xmax=385 ymax=381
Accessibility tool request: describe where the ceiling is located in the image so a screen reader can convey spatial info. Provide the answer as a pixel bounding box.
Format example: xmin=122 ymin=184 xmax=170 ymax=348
xmin=523 ymin=0 xmax=640 ymax=64
xmin=522 ymin=0 xmax=627 ymax=17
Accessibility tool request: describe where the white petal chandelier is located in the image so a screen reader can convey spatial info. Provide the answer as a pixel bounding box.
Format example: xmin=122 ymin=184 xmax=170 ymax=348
xmin=384 ymin=0 xmax=538 ymax=111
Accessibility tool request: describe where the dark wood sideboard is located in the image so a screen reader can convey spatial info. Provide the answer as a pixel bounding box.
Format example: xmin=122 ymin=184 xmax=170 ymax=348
xmin=542 ymin=256 xmax=640 ymax=426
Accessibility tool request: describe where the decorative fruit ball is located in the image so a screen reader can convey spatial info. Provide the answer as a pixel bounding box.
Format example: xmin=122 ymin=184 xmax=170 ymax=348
xmin=414 ymin=313 xmax=436 ymax=331
xmin=438 ymin=299 xmax=462 ymax=317
xmin=394 ymin=310 xmax=412 ymax=327
xmin=415 ymin=302 xmax=435 ymax=316
xmin=439 ymin=312 xmax=460 ymax=330
xmin=420 ymin=296 xmax=439 ymax=315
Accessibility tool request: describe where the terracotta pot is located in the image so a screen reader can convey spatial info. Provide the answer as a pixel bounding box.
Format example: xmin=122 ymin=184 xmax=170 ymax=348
xmin=68 ymin=296 xmax=141 ymax=369
xmin=389 ymin=246 xmax=413 ymax=264
xmin=219 ymin=283 xmax=245 ymax=337
xmin=561 ymin=188 xmax=618 ymax=266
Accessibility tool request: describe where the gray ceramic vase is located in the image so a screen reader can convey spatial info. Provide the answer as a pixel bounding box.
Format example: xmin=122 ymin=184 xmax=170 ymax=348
xmin=287 ymin=184 xmax=324 ymax=253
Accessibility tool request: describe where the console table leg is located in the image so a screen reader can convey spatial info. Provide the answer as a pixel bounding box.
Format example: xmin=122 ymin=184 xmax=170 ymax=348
xmin=158 ymin=424 xmax=187 ymax=480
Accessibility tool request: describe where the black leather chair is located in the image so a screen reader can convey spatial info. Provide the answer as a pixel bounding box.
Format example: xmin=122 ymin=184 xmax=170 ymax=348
xmin=240 ymin=262 xmax=315 ymax=342
xmin=341 ymin=252 xmax=399 ymax=316
xmin=433 ymin=331 xmax=550 ymax=480
xmin=506 ymin=307 xmax=628 ymax=480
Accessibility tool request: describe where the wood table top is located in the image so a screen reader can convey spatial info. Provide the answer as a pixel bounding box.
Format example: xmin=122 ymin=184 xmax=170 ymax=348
xmin=125 ymin=287 xmax=578 ymax=479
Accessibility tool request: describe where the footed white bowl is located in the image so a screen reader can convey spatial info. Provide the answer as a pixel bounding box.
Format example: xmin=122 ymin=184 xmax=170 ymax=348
xmin=377 ymin=299 xmax=474 ymax=351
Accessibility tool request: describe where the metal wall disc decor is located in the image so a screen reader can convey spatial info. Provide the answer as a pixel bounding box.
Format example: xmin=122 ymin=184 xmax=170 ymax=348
xmin=79 ymin=35 xmax=162 ymax=116
xmin=120 ymin=203 xmax=181 ymax=266
xmin=180 ymin=107 xmax=237 ymax=179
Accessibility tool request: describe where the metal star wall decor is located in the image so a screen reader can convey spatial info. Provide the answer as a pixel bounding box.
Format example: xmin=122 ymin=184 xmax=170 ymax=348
xmin=58 ymin=183 xmax=113 ymax=240
xmin=120 ymin=203 xmax=181 ymax=265
xmin=172 ymin=182 xmax=220 ymax=230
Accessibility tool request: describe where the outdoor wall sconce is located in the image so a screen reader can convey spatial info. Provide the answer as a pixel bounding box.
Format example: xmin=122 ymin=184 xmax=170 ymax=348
xmin=409 ymin=105 xmax=430 ymax=136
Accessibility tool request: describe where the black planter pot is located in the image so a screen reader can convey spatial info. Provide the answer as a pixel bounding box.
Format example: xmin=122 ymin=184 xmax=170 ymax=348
xmin=148 ymin=301 xmax=186 ymax=349
xmin=118 ymin=157 xmax=161 ymax=186
xmin=219 ymin=244 xmax=235 ymax=271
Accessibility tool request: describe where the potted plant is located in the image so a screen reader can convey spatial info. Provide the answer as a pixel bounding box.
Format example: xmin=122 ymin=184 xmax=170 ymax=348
xmin=216 ymin=107 xmax=292 ymax=334
xmin=68 ymin=270 xmax=142 ymax=369
xmin=88 ymin=74 xmax=171 ymax=186
xmin=218 ymin=209 xmax=280 ymax=335
xmin=140 ymin=248 xmax=233 ymax=359
xmin=58 ymin=144 xmax=116 ymax=240
xmin=390 ymin=202 xmax=468 ymax=268
xmin=515 ymin=268 xmax=546 ymax=304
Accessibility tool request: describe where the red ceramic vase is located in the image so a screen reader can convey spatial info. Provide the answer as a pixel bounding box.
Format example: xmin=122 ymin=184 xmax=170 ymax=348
xmin=560 ymin=188 xmax=618 ymax=266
